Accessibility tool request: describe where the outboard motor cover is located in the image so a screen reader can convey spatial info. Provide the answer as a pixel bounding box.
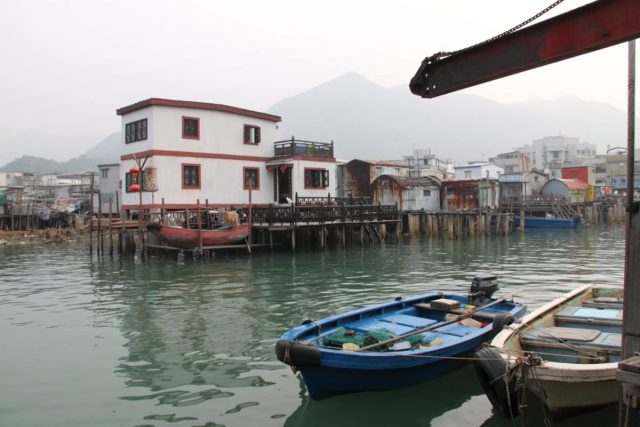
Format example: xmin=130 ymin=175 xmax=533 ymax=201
xmin=469 ymin=273 xmax=499 ymax=306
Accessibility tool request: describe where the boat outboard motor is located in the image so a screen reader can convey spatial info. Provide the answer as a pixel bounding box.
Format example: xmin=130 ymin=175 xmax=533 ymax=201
xmin=468 ymin=273 xmax=499 ymax=306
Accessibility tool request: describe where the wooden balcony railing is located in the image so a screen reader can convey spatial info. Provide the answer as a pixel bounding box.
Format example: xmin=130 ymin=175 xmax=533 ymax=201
xmin=247 ymin=203 xmax=398 ymax=226
xmin=274 ymin=138 xmax=334 ymax=158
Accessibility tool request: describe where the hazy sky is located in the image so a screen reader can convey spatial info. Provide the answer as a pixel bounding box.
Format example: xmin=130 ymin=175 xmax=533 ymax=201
xmin=1 ymin=0 xmax=635 ymax=161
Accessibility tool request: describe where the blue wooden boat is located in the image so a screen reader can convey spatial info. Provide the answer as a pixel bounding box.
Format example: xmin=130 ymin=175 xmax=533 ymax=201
xmin=514 ymin=216 xmax=579 ymax=228
xmin=275 ymin=275 xmax=526 ymax=399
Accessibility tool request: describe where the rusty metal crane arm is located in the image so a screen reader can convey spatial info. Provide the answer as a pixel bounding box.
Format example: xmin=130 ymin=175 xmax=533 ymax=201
xmin=410 ymin=0 xmax=640 ymax=98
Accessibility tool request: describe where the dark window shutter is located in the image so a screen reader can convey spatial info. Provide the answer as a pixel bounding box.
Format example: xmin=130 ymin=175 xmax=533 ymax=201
xmin=255 ymin=127 xmax=261 ymax=143
xmin=244 ymin=126 xmax=250 ymax=143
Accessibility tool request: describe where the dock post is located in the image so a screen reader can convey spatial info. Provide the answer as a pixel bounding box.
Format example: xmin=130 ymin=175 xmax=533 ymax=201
xmin=97 ymin=191 xmax=103 ymax=254
xmin=618 ymin=39 xmax=640 ymax=426
xmin=161 ymin=198 xmax=166 ymax=225
xmin=109 ymin=198 xmax=113 ymax=255
xmin=291 ymin=228 xmax=296 ymax=251
xmin=89 ymin=173 xmax=94 ymax=254
xmin=196 ymin=199 xmax=203 ymax=258
xmin=520 ymin=208 xmax=525 ymax=232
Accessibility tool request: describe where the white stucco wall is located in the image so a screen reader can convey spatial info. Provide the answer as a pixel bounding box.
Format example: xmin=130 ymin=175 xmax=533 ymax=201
xmin=121 ymin=156 xmax=275 ymax=207
xmin=289 ymin=159 xmax=337 ymax=198
xmin=119 ymin=104 xmax=281 ymax=207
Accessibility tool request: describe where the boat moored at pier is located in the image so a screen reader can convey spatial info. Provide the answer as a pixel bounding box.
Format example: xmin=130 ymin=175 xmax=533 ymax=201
xmin=275 ymin=274 xmax=526 ymax=399
xmin=475 ymin=285 xmax=623 ymax=419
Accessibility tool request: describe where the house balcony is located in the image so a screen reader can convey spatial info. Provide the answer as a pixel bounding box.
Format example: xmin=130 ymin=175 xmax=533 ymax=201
xmin=274 ymin=138 xmax=334 ymax=159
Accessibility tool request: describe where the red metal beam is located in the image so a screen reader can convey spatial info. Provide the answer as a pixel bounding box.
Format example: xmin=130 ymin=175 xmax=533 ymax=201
xmin=410 ymin=0 xmax=640 ymax=98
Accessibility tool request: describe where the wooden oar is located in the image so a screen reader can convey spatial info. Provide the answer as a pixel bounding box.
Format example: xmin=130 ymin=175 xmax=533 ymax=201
xmin=356 ymin=293 xmax=519 ymax=352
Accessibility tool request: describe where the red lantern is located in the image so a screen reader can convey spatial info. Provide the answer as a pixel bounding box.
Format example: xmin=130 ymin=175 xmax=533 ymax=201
xmin=129 ymin=184 xmax=140 ymax=193
xmin=130 ymin=166 xmax=140 ymax=174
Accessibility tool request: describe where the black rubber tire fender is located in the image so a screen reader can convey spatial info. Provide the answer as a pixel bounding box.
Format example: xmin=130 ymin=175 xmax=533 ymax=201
xmin=492 ymin=312 xmax=515 ymax=335
xmin=275 ymin=340 xmax=321 ymax=367
xmin=473 ymin=346 xmax=520 ymax=419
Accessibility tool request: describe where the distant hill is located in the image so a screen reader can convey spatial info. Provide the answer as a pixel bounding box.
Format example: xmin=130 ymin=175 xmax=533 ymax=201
xmin=0 ymin=133 xmax=121 ymax=174
xmin=83 ymin=132 xmax=121 ymax=163
xmin=268 ymin=72 xmax=636 ymax=162
xmin=2 ymin=154 xmax=96 ymax=174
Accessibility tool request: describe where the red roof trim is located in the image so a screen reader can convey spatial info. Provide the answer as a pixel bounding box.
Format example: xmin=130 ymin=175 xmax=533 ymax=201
xmin=116 ymin=98 xmax=281 ymax=122
xmin=121 ymin=149 xmax=270 ymax=162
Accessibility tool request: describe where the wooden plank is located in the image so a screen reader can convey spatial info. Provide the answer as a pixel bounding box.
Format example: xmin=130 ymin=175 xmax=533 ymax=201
xmin=414 ymin=302 xmax=497 ymax=321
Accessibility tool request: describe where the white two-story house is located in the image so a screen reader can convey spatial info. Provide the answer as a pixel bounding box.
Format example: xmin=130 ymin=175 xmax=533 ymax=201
xmin=117 ymin=98 xmax=337 ymax=213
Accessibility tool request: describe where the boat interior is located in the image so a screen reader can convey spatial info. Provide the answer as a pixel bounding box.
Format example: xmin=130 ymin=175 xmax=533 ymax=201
xmin=506 ymin=287 xmax=623 ymax=364
xmin=297 ymin=293 xmax=518 ymax=351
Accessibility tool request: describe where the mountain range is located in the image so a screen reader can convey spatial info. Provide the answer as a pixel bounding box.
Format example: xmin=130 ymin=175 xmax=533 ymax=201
xmin=1 ymin=72 xmax=636 ymax=174
xmin=269 ymin=72 xmax=634 ymax=162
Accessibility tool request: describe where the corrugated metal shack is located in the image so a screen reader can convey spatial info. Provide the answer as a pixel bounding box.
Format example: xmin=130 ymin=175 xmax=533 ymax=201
xmin=441 ymin=179 xmax=500 ymax=210
xmin=342 ymin=160 xmax=408 ymax=198
xmin=371 ymin=175 xmax=441 ymax=211
xmin=541 ymin=178 xmax=589 ymax=203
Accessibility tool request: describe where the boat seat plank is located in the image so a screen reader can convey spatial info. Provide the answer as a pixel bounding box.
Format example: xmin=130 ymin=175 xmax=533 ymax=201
xmin=554 ymin=307 xmax=622 ymax=333
xmin=521 ymin=327 xmax=621 ymax=352
xmin=582 ymin=297 xmax=623 ymax=309
xmin=434 ymin=323 xmax=480 ymax=337
xmin=381 ymin=314 xmax=437 ymax=329
xmin=530 ymin=326 xmax=601 ymax=342
xmin=342 ymin=319 xmax=415 ymax=336
xmin=414 ymin=303 xmax=497 ymax=321
xmin=556 ymin=306 xmax=622 ymax=321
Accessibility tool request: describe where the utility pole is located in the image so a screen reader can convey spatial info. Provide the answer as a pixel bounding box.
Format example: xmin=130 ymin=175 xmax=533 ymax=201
xmin=617 ymin=39 xmax=640 ymax=427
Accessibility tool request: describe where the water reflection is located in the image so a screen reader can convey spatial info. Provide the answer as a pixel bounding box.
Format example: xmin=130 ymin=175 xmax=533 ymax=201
xmin=285 ymin=366 xmax=486 ymax=427
xmin=0 ymin=225 xmax=626 ymax=426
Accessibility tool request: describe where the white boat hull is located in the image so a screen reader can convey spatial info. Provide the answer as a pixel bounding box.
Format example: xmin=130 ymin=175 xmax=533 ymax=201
xmin=490 ymin=285 xmax=622 ymax=418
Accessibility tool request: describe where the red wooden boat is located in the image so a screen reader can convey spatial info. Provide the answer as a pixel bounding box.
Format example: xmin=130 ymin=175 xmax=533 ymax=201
xmin=147 ymin=223 xmax=250 ymax=249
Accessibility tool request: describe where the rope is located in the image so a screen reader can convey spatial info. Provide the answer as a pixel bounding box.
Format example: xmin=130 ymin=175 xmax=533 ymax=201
xmin=500 ymin=346 xmax=605 ymax=362
xmin=506 ymin=351 xmax=560 ymax=426
xmin=396 ymin=346 xmax=604 ymax=361
xmin=516 ymin=325 xmax=607 ymax=361
xmin=282 ymin=341 xmax=299 ymax=373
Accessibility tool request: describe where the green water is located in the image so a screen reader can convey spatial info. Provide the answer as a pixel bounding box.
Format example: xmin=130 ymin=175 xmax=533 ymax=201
xmin=0 ymin=225 xmax=626 ymax=427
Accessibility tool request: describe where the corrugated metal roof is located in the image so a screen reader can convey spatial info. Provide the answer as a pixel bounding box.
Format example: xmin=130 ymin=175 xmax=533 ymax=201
xmin=454 ymin=162 xmax=496 ymax=169
xmin=371 ymin=174 xmax=440 ymax=189
xmin=560 ymin=178 xmax=589 ymax=190
xmin=346 ymin=159 xmax=408 ymax=168
xmin=499 ymin=173 xmax=528 ymax=183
